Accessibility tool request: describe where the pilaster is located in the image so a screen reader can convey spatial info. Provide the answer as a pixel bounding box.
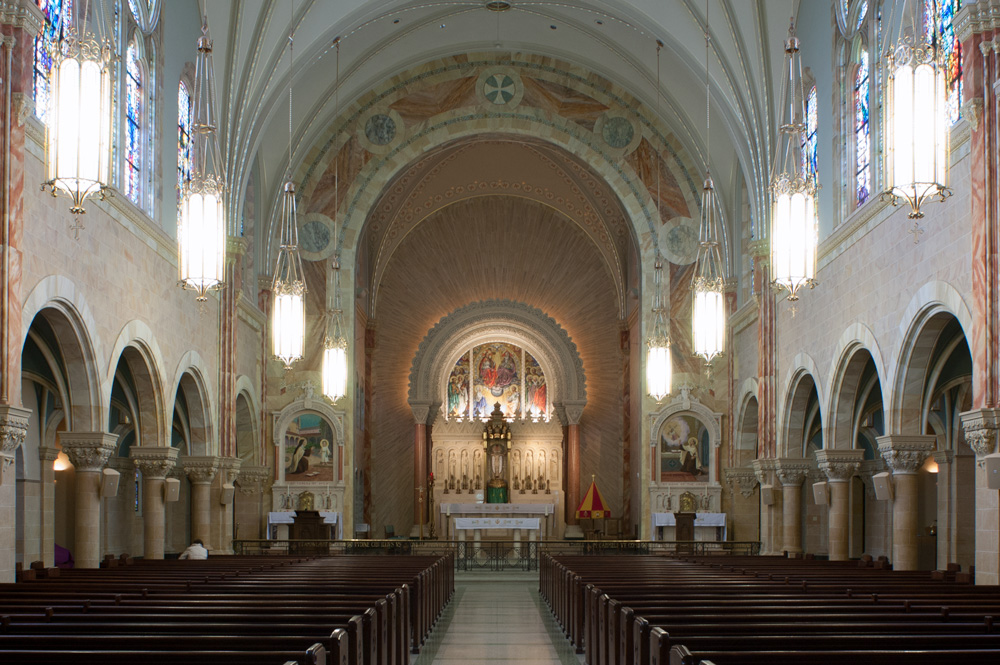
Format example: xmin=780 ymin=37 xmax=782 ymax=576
xmin=961 ymin=408 xmax=1000 ymax=584
xmin=211 ymin=457 xmax=241 ymax=553
xmin=0 ymin=404 xmax=27 ymax=581
xmin=37 ymin=445 xmax=57 ymax=567
xmin=751 ymin=459 xmax=781 ymax=554
xmin=932 ymin=449 xmax=956 ymax=570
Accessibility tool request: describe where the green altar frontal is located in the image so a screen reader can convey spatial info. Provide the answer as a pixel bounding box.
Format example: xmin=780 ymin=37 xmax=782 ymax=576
xmin=486 ymin=486 xmax=509 ymax=503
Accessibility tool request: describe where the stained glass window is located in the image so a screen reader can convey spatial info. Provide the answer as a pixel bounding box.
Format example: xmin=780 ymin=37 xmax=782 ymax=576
xmin=177 ymin=81 xmax=192 ymax=206
xmin=855 ymin=49 xmax=871 ymax=207
xmin=925 ymin=0 xmax=963 ymax=125
xmin=125 ymin=41 xmax=142 ymax=204
xmin=855 ymin=0 xmax=868 ymax=31
xmin=32 ymin=0 xmax=73 ymax=123
xmin=127 ymin=0 xmax=141 ymax=22
xmin=802 ymin=85 xmax=818 ymax=185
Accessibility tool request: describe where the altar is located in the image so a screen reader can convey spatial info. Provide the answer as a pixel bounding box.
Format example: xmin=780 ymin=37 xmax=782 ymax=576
xmin=650 ymin=512 xmax=726 ymax=542
xmin=267 ymin=511 xmax=343 ymax=540
xmin=439 ymin=502 xmax=555 ymax=540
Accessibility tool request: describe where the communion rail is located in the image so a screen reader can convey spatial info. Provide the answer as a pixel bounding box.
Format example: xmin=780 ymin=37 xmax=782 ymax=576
xmin=231 ymin=539 xmax=761 ymax=571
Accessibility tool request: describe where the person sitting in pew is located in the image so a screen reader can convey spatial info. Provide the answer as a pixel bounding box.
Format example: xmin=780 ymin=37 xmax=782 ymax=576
xmin=178 ymin=539 xmax=209 ymax=560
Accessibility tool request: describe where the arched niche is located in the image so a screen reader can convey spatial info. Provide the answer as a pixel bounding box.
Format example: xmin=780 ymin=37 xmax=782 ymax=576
xmin=273 ymin=398 xmax=345 ymax=485
xmin=649 ymin=390 xmax=723 ymax=485
xmin=408 ymin=300 xmax=586 ymax=422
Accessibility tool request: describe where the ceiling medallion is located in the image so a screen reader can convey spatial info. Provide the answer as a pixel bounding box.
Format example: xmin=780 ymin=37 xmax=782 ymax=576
xmin=486 ymin=1 xmax=512 ymax=11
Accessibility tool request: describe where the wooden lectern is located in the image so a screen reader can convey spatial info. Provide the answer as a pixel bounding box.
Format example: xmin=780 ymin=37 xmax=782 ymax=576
xmin=290 ymin=510 xmax=331 ymax=555
xmin=673 ymin=512 xmax=696 ymax=543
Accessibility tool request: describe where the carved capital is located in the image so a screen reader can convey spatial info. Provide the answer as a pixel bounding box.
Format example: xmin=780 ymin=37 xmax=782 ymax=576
xmin=815 ymin=449 xmax=864 ymax=482
xmin=876 ymin=435 xmax=935 ymax=475
xmin=932 ymin=449 xmax=955 ymax=466
xmin=724 ymin=467 xmax=759 ymax=499
xmin=962 ymin=97 xmax=984 ymax=131
xmin=410 ymin=401 xmax=435 ymax=425
xmin=554 ymin=400 xmax=586 ymax=426
xmin=61 ymin=432 xmax=117 ymax=472
xmin=751 ymin=458 xmax=776 ymax=485
xmin=0 ymin=0 xmax=44 ymax=35
xmin=960 ymin=408 xmax=1000 ymax=458
xmin=182 ymin=456 xmax=221 ymax=485
xmin=11 ymin=91 xmax=31 ymax=127
xmin=236 ymin=465 xmax=271 ymax=494
xmin=38 ymin=446 xmax=59 ymax=463
xmin=774 ymin=459 xmax=811 ymax=487
xmin=0 ymin=405 xmax=30 ymax=457
xmin=217 ymin=456 xmax=243 ymax=482
xmin=130 ymin=446 xmax=179 ymax=480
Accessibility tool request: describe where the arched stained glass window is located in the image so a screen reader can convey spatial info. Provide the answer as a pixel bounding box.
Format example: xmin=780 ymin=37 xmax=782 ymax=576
xmin=32 ymin=0 xmax=74 ymax=123
xmin=925 ymin=0 xmax=963 ymax=125
xmin=855 ymin=49 xmax=871 ymax=206
xmin=177 ymin=81 xmax=192 ymax=206
xmin=125 ymin=40 xmax=143 ymax=204
xmin=802 ymin=85 xmax=818 ymax=185
xmin=855 ymin=0 xmax=868 ymax=31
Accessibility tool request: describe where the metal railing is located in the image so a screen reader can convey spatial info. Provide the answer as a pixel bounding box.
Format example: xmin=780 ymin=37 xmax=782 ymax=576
xmin=231 ymin=539 xmax=761 ymax=569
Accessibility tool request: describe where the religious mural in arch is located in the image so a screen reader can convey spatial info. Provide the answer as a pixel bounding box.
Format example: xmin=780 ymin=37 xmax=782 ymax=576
xmin=283 ymin=413 xmax=338 ymax=483
xmin=657 ymin=415 xmax=710 ymax=482
xmin=446 ymin=343 xmax=548 ymax=421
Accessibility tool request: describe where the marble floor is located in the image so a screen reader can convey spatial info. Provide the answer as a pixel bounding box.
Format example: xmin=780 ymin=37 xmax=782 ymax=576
xmin=415 ymin=571 xmax=583 ymax=665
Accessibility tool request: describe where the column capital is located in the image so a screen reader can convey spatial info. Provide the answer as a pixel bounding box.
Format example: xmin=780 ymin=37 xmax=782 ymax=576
xmin=815 ymin=449 xmax=865 ymax=482
xmin=216 ymin=456 xmax=242 ymax=482
xmin=61 ymin=432 xmax=117 ymax=472
xmin=130 ymin=446 xmax=179 ymax=479
xmin=751 ymin=458 xmax=777 ymax=485
xmin=0 ymin=0 xmax=44 ymax=35
xmin=876 ymin=435 xmax=936 ymax=474
xmin=774 ymin=459 xmax=811 ymax=487
xmin=932 ymin=449 xmax=955 ymax=465
xmin=0 ymin=404 xmax=30 ymax=457
xmin=236 ymin=465 xmax=272 ymax=494
xmin=182 ymin=456 xmax=221 ymax=485
xmin=38 ymin=446 xmax=59 ymax=463
xmin=409 ymin=401 xmax=437 ymax=425
xmin=723 ymin=467 xmax=759 ymax=498
xmin=960 ymin=407 xmax=1000 ymax=458
xmin=554 ymin=400 xmax=586 ymax=426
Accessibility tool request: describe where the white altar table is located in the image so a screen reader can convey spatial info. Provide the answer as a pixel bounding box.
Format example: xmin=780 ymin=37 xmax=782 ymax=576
xmin=454 ymin=517 xmax=540 ymax=530
xmin=438 ymin=502 xmax=555 ymax=540
xmin=441 ymin=503 xmax=554 ymax=515
xmin=650 ymin=512 xmax=726 ymax=541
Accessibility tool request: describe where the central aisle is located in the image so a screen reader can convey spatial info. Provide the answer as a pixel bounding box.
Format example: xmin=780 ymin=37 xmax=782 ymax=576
xmin=416 ymin=572 xmax=581 ymax=665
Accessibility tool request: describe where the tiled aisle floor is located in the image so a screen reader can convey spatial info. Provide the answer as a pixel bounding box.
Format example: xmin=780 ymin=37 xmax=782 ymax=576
xmin=415 ymin=571 xmax=582 ymax=665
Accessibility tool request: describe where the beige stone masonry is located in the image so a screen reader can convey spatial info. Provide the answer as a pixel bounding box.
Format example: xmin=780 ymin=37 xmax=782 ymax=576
xmin=816 ymin=449 xmax=864 ymax=561
xmin=960 ymin=408 xmax=1000 ymax=585
xmin=877 ymin=435 xmax=935 ymax=571
xmin=182 ymin=456 xmax=220 ymax=547
xmin=775 ymin=460 xmax=811 ymax=554
xmin=130 ymin=447 xmax=179 ymax=560
xmin=61 ymin=432 xmax=116 ymax=569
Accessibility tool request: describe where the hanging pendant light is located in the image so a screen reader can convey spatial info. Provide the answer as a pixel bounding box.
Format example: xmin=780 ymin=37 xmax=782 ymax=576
xmin=770 ymin=20 xmax=817 ymax=308
xmin=271 ymin=16 xmax=306 ymax=369
xmin=881 ymin=0 xmax=951 ymax=227
xmin=178 ymin=23 xmax=227 ymax=301
xmin=692 ymin=1 xmax=726 ymax=368
xmin=322 ymin=42 xmax=348 ymax=402
xmin=647 ymin=40 xmax=672 ymax=402
xmin=41 ymin=0 xmax=114 ymax=218
xmin=323 ymin=258 xmax=349 ymax=402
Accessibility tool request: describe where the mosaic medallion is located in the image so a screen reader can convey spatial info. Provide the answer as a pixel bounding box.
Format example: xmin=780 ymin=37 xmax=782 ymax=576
xmin=299 ymin=219 xmax=331 ymax=254
xmin=364 ymin=114 xmax=396 ymax=146
xmin=484 ymin=73 xmax=516 ymax=105
xmin=602 ymin=116 xmax=634 ymax=148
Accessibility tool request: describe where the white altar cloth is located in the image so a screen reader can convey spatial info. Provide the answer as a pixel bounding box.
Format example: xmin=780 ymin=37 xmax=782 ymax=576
xmin=441 ymin=503 xmax=554 ymax=515
xmin=650 ymin=512 xmax=726 ymax=541
xmin=454 ymin=517 xmax=541 ymax=530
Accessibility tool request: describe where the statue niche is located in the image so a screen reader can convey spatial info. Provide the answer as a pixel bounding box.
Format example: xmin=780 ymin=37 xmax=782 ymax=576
xmin=483 ymin=402 xmax=512 ymax=503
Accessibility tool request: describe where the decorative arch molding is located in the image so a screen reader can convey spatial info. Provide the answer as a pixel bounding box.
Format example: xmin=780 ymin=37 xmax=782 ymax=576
xmin=20 ymin=275 xmax=106 ymax=431
xmin=105 ymin=319 xmax=169 ymax=447
xmin=648 ymin=390 xmax=723 ymax=450
xmin=779 ymin=365 xmax=824 ymax=460
xmin=408 ymin=300 xmax=586 ymax=421
xmin=234 ymin=377 xmax=262 ymax=466
xmin=888 ymin=281 xmax=974 ymax=435
xmin=778 ymin=353 xmax=825 ymax=459
xmin=169 ymin=352 xmax=216 ymax=458
xmin=825 ymin=323 xmax=885 ymax=452
xmin=272 ymin=398 xmax=346 ymax=450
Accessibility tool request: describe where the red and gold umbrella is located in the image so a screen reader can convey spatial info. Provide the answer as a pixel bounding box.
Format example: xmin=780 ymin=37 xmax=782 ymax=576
xmin=576 ymin=476 xmax=610 ymax=519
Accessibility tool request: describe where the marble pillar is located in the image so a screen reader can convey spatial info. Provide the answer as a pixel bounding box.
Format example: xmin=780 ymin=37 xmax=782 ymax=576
xmin=776 ymin=460 xmax=810 ymax=555
xmin=960 ymin=408 xmax=1000 ymax=584
xmin=61 ymin=432 xmax=116 ymax=569
xmin=816 ymin=449 xmax=864 ymax=562
xmin=130 ymin=446 xmax=178 ymax=560
xmin=876 ymin=435 xmax=934 ymax=571
xmin=558 ymin=401 xmax=585 ymax=526
xmin=37 ymin=446 xmax=57 ymax=567
xmin=182 ymin=456 xmax=219 ymax=548
xmin=410 ymin=402 xmax=433 ymax=526
xmin=933 ymin=450 xmax=955 ymax=569
xmin=0 ymin=405 xmax=28 ymax=581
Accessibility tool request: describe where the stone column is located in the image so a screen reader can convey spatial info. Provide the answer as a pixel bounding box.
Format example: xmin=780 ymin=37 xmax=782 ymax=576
xmin=751 ymin=459 xmax=780 ymax=554
xmin=776 ymin=460 xmax=810 ymax=555
xmin=960 ymin=408 xmax=1000 ymax=584
xmin=876 ymin=435 xmax=935 ymax=571
xmin=182 ymin=456 xmax=219 ymax=547
xmin=60 ymin=432 xmax=116 ymax=569
xmin=410 ymin=402 xmax=433 ymax=526
xmin=0 ymin=405 xmax=28 ymax=581
xmin=130 ymin=446 xmax=178 ymax=560
xmin=37 ymin=446 xmax=58 ymax=567
xmin=211 ymin=457 xmax=241 ymax=554
xmin=932 ymin=450 xmax=955 ymax=569
xmin=816 ymin=449 xmax=863 ymax=561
